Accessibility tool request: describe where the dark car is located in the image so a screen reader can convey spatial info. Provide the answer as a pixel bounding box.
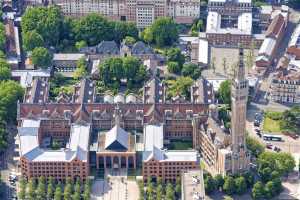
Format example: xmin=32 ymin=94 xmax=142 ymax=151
xmin=273 ymin=146 xmax=281 ymax=152
xmin=254 ymin=120 xmax=260 ymax=127
xmin=256 ymin=132 xmax=262 ymax=137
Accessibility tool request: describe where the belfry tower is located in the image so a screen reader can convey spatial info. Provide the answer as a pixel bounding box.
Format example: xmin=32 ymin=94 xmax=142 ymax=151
xmin=231 ymin=48 xmax=250 ymax=174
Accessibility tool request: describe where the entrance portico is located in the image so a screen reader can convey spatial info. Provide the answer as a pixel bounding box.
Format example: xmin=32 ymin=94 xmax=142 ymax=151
xmin=96 ymin=123 xmax=136 ymax=170
xmin=96 ymin=153 xmax=136 ymax=169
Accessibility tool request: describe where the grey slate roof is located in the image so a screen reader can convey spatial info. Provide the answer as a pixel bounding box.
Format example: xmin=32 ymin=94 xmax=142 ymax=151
xmin=131 ymin=41 xmax=154 ymax=55
xmin=96 ymin=41 xmax=119 ymax=55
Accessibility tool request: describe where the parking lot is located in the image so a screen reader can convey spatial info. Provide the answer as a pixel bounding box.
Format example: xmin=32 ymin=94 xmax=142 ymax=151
xmin=246 ymin=107 xmax=300 ymax=154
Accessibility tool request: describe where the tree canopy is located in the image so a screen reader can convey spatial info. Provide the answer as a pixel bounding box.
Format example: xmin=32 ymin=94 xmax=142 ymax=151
xmin=181 ymin=63 xmax=201 ymax=80
xmin=165 ymin=76 xmax=193 ymax=99
xmin=142 ymin=17 xmax=178 ymax=47
xmin=23 ymin=30 xmax=44 ymax=52
xmin=218 ymin=80 xmax=231 ymax=105
xmin=21 ymin=6 xmax=63 ymax=47
xmin=31 ymin=47 xmax=53 ymax=69
xmin=0 ymin=59 xmax=11 ymax=81
xmin=0 ymin=23 xmax=5 ymax=51
xmin=0 ymin=80 xmax=24 ymax=122
xmin=246 ymin=136 xmax=265 ymax=157
xmin=98 ymin=56 xmax=146 ymax=91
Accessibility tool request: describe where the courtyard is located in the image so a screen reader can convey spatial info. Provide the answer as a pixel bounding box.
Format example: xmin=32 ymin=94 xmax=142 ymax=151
xmin=91 ymin=169 xmax=139 ymax=200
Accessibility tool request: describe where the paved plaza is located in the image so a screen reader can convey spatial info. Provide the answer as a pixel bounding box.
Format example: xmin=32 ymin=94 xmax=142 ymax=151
xmin=91 ymin=169 xmax=139 ymax=200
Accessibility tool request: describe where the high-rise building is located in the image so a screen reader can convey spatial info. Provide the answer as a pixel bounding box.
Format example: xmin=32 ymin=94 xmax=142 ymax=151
xmin=230 ymin=48 xmax=250 ymax=174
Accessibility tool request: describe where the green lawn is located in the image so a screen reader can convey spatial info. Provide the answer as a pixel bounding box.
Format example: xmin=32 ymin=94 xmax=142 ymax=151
xmin=169 ymin=140 xmax=193 ymax=150
xmin=262 ymin=117 xmax=282 ymax=134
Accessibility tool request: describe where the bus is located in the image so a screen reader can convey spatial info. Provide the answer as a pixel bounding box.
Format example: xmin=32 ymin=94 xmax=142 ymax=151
xmin=263 ymin=134 xmax=283 ymax=141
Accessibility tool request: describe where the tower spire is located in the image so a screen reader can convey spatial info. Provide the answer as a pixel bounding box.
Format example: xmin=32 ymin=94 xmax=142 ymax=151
xmin=230 ymin=47 xmax=250 ymax=174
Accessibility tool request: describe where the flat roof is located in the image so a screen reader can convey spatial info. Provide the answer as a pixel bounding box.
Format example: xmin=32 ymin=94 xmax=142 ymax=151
xmin=144 ymin=124 xmax=164 ymax=151
xmin=289 ymin=24 xmax=300 ymax=48
xmin=258 ymin=37 xmax=276 ymax=56
xmin=198 ymin=39 xmax=208 ymax=65
xmin=18 ymin=119 xmax=91 ymax=162
xmin=206 ymin=12 xmax=252 ymax=35
xmin=164 ymin=150 xmax=199 ymax=162
xmin=12 ymin=69 xmax=51 ymax=87
xmin=53 ymin=53 xmax=85 ymax=61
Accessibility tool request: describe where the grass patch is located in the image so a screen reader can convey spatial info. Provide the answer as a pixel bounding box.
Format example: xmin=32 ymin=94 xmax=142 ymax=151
xmin=169 ymin=140 xmax=193 ymax=150
xmin=262 ymin=117 xmax=282 ymax=134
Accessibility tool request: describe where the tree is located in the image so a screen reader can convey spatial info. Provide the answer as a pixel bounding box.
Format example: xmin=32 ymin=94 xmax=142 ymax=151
xmin=36 ymin=176 xmax=46 ymax=200
xmin=54 ymin=184 xmax=62 ymax=200
xmin=265 ymin=181 xmax=276 ymax=199
xmin=167 ymin=61 xmax=181 ymax=74
xmin=156 ymin=183 xmax=163 ymax=200
xmin=147 ymin=17 xmax=178 ymax=47
xmin=74 ymin=57 xmax=88 ymax=80
xmin=146 ymin=178 xmax=154 ymax=200
xmin=165 ymin=182 xmax=175 ymax=200
xmin=47 ymin=177 xmax=55 ymax=200
xmin=280 ymin=106 xmax=300 ymax=133
xmin=218 ymin=80 xmax=231 ymax=105
xmin=21 ymin=6 xmax=63 ymax=46
xmin=223 ymin=176 xmax=235 ymax=195
xmin=83 ymin=180 xmax=91 ymax=200
xmin=246 ymin=136 xmax=265 ymax=157
xmin=243 ymin=172 xmax=254 ymax=188
xmin=142 ymin=27 xmax=153 ymax=44
xmin=63 ymin=182 xmax=72 ymax=200
xmin=166 ymin=47 xmax=185 ymax=67
xmin=252 ymin=181 xmax=264 ymax=200
xmin=18 ymin=177 xmax=26 ymax=200
xmin=0 ymin=23 xmax=5 ymax=51
xmin=214 ymin=174 xmax=224 ymax=190
xmin=175 ymin=177 xmax=181 ymax=196
xmin=23 ymin=30 xmax=44 ymax=51
xmin=75 ymin=40 xmax=87 ymax=51
xmin=166 ymin=76 xmax=193 ymax=99
xmin=123 ymin=36 xmax=136 ymax=45
xmin=234 ymin=176 xmax=247 ymax=195
xmin=113 ymin=21 xmax=138 ymax=43
xmin=137 ymin=180 xmax=144 ymax=200
xmin=204 ymin=175 xmax=216 ymax=194
xmin=0 ymin=59 xmax=11 ymax=81
xmin=31 ymin=47 xmax=53 ymax=69
xmin=181 ymin=63 xmax=201 ymax=80
xmin=258 ymin=152 xmax=295 ymax=177
xmin=259 ymin=167 xmax=272 ymax=183
xmin=27 ymin=178 xmax=36 ymax=200
xmin=0 ymin=80 xmax=24 ymax=122
xmin=72 ymin=13 xmax=112 ymax=46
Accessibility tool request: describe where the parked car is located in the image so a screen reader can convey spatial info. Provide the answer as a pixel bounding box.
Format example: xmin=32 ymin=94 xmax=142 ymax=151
xmin=266 ymin=142 xmax=273 ymax=149
xmin=254 ymin=120 xmax=260 ymax=127
xmin=256 ymin=131 xmax=262 ymax=137
xmin=273 ymin=146 xmax=281 ymax=152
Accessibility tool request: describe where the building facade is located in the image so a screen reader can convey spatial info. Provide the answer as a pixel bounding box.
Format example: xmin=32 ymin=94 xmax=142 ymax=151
xmin=47 ymin=0 xmax=200 ymax=28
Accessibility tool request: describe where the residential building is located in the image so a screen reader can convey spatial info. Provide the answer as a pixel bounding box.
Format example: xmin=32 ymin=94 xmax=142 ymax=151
xmin=270 ymin=58 xmax=300 ymax=103
xmin=47 ymin=0 xmax=200 ymax=28
xmin=205 ymin=0 xmax=253 ymax=47
xmin=287 ymin=23 xmax=300 ymax=59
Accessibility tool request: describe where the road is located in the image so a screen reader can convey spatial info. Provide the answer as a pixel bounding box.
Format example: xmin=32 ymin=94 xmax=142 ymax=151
xmin=1 ymin=125 xmax=19 ymax=200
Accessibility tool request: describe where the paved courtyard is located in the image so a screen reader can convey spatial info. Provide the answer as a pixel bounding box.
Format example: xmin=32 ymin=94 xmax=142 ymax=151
xmin=91 ymin=169 xmax=139 ymax=200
